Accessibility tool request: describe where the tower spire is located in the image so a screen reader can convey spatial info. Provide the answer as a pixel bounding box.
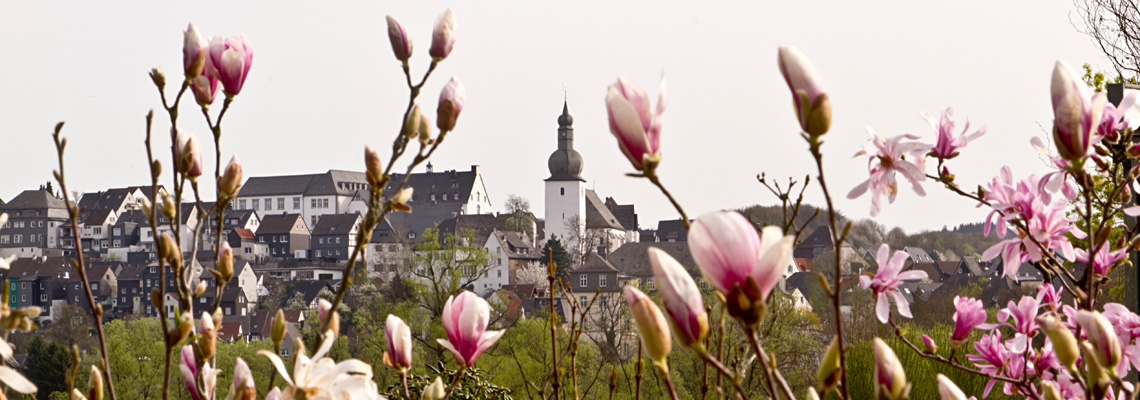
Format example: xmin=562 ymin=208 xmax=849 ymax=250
xmin=547 ymin=95 xmax=584 ymax=182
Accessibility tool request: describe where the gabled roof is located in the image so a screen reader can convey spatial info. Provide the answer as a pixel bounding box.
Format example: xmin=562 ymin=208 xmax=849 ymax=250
xmin=222 ymin=209 xmax=258 ymax=229
xmin=257 ymin=214 xmax=306 ymax=235
xmin=78 ymin=188 xmax=134 ymax=211
xmin=655 ymin=219 xmax=689 ymax=242
xmin=604 ymin=197 xmax=638 ymax=231
xmin=306 ymin=170 xmax=370 ymax=196
xmin=80 ymin=209 xmax=115 ymax=226
xmin=934 ymin=260 xmax=959 ymax=276
xmin=232 ymin=228 xmax=256 ymax=240
xmin=437 ymin=214 xmax=502 ymax=245
xmin=4 ymin=257 xmax=71 ymax=280
xmin=794 ymin=226 xmax=833 ymax=258
xmin=584 ymin=190 xmax=624 ymax=230
xmin=959 ymin=257 xmax=984 ymax=276
xmin=382 ymin=166 xmax=480 ymax=207
xmin=221 ymin=286 xmax=245 ymax=302
xmin=608 ymin=241 xmax=695 ymax=278
xmin=311 ymin=214 xmax=361 ymax=236
xmin=239 ymin=174 xmax=323 ymax=197
xmin=1 ymin=190 xmax=65 ymax=210
xmin=904 ymin=247 xmax=933 ymax=262
xmin=574 ymin=253 xmax=621 ymax=274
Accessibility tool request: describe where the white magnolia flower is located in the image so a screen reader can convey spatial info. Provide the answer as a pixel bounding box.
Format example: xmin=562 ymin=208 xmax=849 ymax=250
xmin=259 ymin=331 xmax=383 ymax=400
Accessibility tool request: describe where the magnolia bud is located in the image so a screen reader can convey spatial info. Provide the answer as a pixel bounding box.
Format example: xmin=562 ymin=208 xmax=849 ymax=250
xmin=365 ymin=147 xmax=384 ymax=187
xmin=140 ymin=197 xmax=154 ymax=219
xmin=386 ymin=15 xmax=413 ymax=62
xmin=417 ymin=111 xmax=433 ymax=145
xmin=151 ymin=289 xmax=162 ymax=309
xmin=272 ymin=309 xmax=286 ymax=345
xmin=873 ymin=338 xmax=908 ymax=400
xmin=437 ymin=77 xmax=465 ymax=132
xmin=1037 ymin=315 xmax=1078 ymax=369
xmin=624 ymin=286 xmax=671 ymax=365
xmin=805 ymin=388 xmax=821 ymax=400
xmin=428 ymin=9 xmax=456 ymax=61
xmin=88 ymin=366 xmax=104 ymax=400
xmin=921 ymin=334 xmax=937 ymax=354
xmin=818 ymin=336 xmax=841 ymax=392
xmin=161 ymin=192 xmax=176 ymax=220
xmin=777 ymin=46 xmax=830 ymax=136
xmin=178 ymin=312 xmax=194 ymax=341
xmin=391 ymin=188 xmax=414 ymax=212
xmin=232 ymin=357 xmax=256 ymax=400
xmin=217 ymin=241 xmax=234 ymax=283
xmin=194 ymin=281 xmax=207 ymax=297
xmin=936 ymin=374 xmax=967 ymax=400
xmin=219 ymin=155 xmax=243 ymax=199
xmin=1077 ymin=310 xmax=1122 ymax=374
xmin=422 ymin=376 xmax=446 ymax=400
xmin=318 ymin=299 xmax=340 ymax=339
xmin=150 ymin=67 xmax=166 ymax=89
xmin=197 ymin=312 xmax=216 ymax=360
xmin=403 ymin=105 xmax=421 ymax=140
xmin=1041 ymin=381 xmax=1062 ymax=400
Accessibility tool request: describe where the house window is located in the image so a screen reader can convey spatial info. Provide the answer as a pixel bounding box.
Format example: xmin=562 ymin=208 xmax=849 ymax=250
xmin=293 ymin=197 xmax=301 ymax=209
xmin=93 ymin=227 xmax=101 ymax=234
xmin=0 ymin=236 xmax=8 ymax=244
xmin=29 ymin=234 xmax=36 ymax=242
xmin=430 ymin=194 xmax=436 ymax=202
xmin=278 ymin=198 xmax=285 ymax=209
xmin=259 ymin=236 xmax=266 ymax=243
xmin=599 ymin=275 xmax=607 ymax=287
xmin=225 ymin=307 xmax=232 ymax=315
xmin=40 ymin=295 xmax=47 ymax=302
xmin=497 ymin=270 xmax=502 ymax=278
xmin=318 ymin=238 xmax=325 ymax=244
xmin=200 ymin=297 xmax=207 ymax=304
xmin=311 ymin=199 xmax=317 ymax=208
xmin=92 ymin=283 xmax=99 ymax=291
xmin=335 ymin=237 xmax=341 ymax=244
xmin=114 ymin=228 xmax=121 ymax=235
xmin=280 ymin=235 xmax=288 ymax=243
xmin=20 ymin=295 xmax=25 ymax=302
xmin=315 ymin=250 xmax=322 ymax=257
xmin=322 ymin=199 xmax=329 ymax=208
xmin=561 ymin=188 xmax=565 ymax=196
xmin=579 ymin=296 xmax=586 ymax=304
xmin=239 ymin=199 xmax=247 ymax=209
xmin=244 ymin=248 xmax=251 ymax=254
xmin=113 ymin=240 xmax=121 ymax=247
xmin=443 ymin=194 xmax=448 ymax=201
xmin=311 ymin=216 xmax=318 ymax=226
xmin=264 ymin=198 xmax=272 ymax=211
xmin=13 ymin=235 xmax=20 ymax=244
xmin=579 ymin=275 xmax=587 ymax=287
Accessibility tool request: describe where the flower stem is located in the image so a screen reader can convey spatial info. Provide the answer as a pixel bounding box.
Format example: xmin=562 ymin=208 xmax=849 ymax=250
xmin=443 ymin=367 xmax=467 ymax=400
xmin=401 ymin=371 xmax=409 ymax=399
xmin=645 ymin=169 xmax=689 ymax=228
xmin=807 ymin=135 xmax=850 ymax=400
xmin=654 ymin=363 xmax=679 ymax=400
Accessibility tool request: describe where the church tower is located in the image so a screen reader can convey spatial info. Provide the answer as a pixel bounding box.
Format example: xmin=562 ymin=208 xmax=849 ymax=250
xmin=545 ymin=101 xmax=586 ymax=249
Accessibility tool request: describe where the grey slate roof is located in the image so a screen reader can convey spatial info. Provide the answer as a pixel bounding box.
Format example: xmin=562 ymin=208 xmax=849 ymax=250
xmin=257 ymin=214 xmax=305 ymax=235
xmin=904 ymin=247 xmax=934 ymax=262
xmin=239 ymin=174 xmax=323 ymax=197
xmin=311 ymin=213 xmax=360 ymax=236
xmin=1 ymin=190 xmax=65 ymax=210
xmin=574 ymin=253 xmax=620 ymax=273
xmin=438 ymin=214 xmax=502 ymax=244
xmin=604 ymin=197 xmax=638 ymax=231
xmin=584 ymin=190 xmax=624 ymax=230
xmin=655 ymin=219 xmax=688 ymax=242
xmin=960 ymin=256 xmax=985 ymax=276
xmin=607 ymin=241 xmax=696 ymax=278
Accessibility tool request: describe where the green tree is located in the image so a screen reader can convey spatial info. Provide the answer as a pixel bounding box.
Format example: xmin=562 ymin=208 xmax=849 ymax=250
xmin=24 ymin=336 xmax=69 ymax=400
xmin=541 ymin=235 xmax=572 ymax=278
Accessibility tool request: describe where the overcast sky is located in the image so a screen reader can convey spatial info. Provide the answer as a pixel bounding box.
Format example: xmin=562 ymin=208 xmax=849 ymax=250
xmin=0 ymin=1 xmax=1110 ymax=233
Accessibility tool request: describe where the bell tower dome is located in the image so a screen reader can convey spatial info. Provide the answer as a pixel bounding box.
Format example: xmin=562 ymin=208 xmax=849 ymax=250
xmin=544 ymin=100 xmax=587 ymax=250
xmin=546 ymin=101 xmax=585 ymax=182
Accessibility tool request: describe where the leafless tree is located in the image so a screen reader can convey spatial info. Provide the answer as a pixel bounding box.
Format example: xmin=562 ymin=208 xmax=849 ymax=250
xmin=582 ymin=292 xmax=634 ymax=364
xmin=1075 ymin=0 xmax=1140 ymax=78
xmin=408 ymin=228 xmax=492 ymax=316
xmin=564 ymin=214 xmax=607 ymax=268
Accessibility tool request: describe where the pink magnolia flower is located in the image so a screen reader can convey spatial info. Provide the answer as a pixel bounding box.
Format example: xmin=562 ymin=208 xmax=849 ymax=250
xmin=605 ymin=76 xmax=666 ymax=171
xmin=950 ymin=296 xmax=989 ymax=349
xmin=183 ymin=23 xmax=207 ymax=79
xmin=1075 ymin=243 xmax=1127 ymax=277
xmin=848 ymin=127 xmax=931 ymax=217
xmin=967 ymin=331 xmax=1014 ymax=397
xmin=386 ymin=15 xmax=413 ymax=61
xmin=1036 ymin=283 xmax=1060 ymax=311
xmin=231 ymin=357 xmax=255 ymax=400
xmin=648 ymin=247 xmax=708 ymax=348
xmin=777 ymin=46 xmax=830 ymax=136
xmin=922 ymin=107 xmax=985 ymax=159
xmin=207 ymin=34 xmax=253 ymax=96
xmin=429 ymin=9 xmax=456 ymax=60
xmin=689 ymin=211 xmax=792 ymax=300
xmin=997 ymin=296 xmax=1040 ymax=353
xmin=921 ymin=334 xmax=938 ymax=353
xmin=179 ymin=344 xmax=218 ymax=400
xmin=1051 ymin=60 xmax=1107 ymax=163
xmin=1030 ymin=137 xmax=1079 ymax=201
xmin=384 ymin=314 xmax=412 ymax=372
xmin=860 ymin=244 xmax=927 ymax=323
xmin=437 ymin=291 xmax=504 ymax=367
